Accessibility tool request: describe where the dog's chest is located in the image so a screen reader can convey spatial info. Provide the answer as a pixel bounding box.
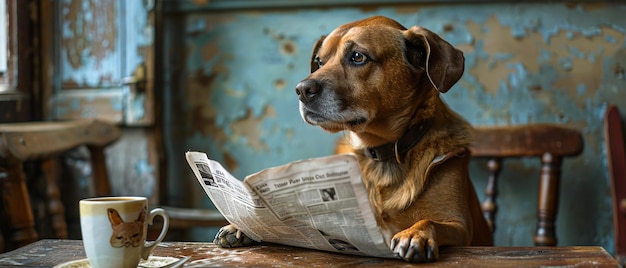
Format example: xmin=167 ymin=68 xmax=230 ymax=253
xmin=360 ymin=161 xmax=415 ymax=213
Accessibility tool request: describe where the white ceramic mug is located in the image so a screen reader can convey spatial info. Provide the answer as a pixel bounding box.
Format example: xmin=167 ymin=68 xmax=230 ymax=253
xmin=79 ymin=196 xmax=169 ymax=268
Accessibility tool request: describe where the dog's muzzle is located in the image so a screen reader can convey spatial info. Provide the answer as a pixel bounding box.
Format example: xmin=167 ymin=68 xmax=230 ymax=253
xmin=296 ymin=79 xmax=368 ymax=132
xmin=296 ymin=79 xmax=330 ymax=125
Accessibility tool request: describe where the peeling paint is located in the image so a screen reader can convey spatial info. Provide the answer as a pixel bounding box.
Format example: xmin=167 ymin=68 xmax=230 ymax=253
xmin=62 ymin=0 xmax=116 ymax=70
xmin=52 ymin=89 xmax=125 ymax=122
xmin=54 ymin=0 xmax=155 ymax=127
xmin=274 ymin=78 xmax=286 ymax=90
xmin=230 ymin=106 xmax=276 ymax=152
xmin=107 ymin=129 xmax=158 ymax=202
xmin=130 ymin=94 xmax=145 ymax=119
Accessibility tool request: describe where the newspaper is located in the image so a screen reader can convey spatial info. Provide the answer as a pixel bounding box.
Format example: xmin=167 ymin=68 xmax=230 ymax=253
xmin=185 ymin=151 xmax=398 ymax=258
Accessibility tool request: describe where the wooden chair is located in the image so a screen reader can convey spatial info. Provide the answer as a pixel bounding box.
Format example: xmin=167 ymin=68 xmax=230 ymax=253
xmin=470 ymin=124 xmax=584 ymax=246
xmin=604 ymin=105 xmax=626 ymax=264
xmin=0 ymin=119 xmax=120 ymax=251
xmin=334 ymin=123 xmax=584 ymax=246
xmin=0 ymin=119 xmax=228 ymax=252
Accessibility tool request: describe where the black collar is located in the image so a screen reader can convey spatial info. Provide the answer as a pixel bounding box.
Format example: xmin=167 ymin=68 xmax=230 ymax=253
xmin=363 ymin=120 xmax=433 ymax=162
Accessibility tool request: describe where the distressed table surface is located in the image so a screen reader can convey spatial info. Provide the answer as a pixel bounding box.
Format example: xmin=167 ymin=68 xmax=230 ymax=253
xmin=0 ymin=239 xmax=618 ymax=267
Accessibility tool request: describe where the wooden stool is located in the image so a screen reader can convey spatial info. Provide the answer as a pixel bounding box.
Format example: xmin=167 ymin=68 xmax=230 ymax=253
xmin=0 ymin=120 xmax=120 ymax=251
xmin=471 ymin=124 xmax=584 ymax=246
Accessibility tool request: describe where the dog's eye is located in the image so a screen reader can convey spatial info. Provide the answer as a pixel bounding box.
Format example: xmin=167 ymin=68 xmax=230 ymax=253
xmin=315 ymin=56 xmax=324 ymax=67
xmin=350 ymin=51 xmax=367 ymax=65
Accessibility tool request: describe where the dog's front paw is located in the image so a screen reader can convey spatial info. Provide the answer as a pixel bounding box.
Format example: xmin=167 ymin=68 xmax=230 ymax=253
xmin=214 ymin=224 xmax=260 ymax=248
xmin=390 ymin=228 xmax=438 ymax=262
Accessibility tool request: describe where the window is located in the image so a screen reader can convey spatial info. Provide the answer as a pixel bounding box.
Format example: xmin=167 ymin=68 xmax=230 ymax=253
xmin=0 ymin=0 xmax=16 ymax=93
xmin=0 ymin=0 xmax=8 ymax=78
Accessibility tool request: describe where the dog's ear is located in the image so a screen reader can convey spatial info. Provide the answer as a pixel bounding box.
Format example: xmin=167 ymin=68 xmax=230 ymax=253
xmin=310 ymin=35 xmax=326 ymax=73
xmin=403 ymin=26 xmax=464 ymax=93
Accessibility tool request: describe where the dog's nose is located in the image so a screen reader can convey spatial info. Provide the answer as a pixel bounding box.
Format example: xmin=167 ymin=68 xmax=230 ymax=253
xmin=295 ymin=79 xmax=321 ymax=103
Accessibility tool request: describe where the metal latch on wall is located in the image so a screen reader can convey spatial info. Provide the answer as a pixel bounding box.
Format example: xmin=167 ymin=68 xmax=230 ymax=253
xmin=122 ymin=64 xmax=147 ymax=92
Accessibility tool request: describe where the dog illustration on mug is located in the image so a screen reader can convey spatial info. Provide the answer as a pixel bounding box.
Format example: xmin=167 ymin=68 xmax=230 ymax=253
xmin=107 ymin=207 xmax=146 ymax=248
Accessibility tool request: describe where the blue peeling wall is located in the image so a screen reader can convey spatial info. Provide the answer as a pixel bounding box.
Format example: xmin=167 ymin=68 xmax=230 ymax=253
xmin=162 ymin=2 xmax=626 ymax=253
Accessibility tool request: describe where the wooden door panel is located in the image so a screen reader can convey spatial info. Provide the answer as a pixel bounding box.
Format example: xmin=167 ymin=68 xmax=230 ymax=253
xmin=50 ymin=89 xmax=124 ymax=122
xmin=50 ymin=0 xmax=154 ymax=126
xmin=60 ymin=0 xmax=120 ymax=88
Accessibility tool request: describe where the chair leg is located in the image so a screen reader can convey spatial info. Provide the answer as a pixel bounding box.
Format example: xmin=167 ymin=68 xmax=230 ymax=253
xmin=0 ymin=228 xmax=4 ymax=252
xmin=0 ymin=162 xmax=38 ymax=248
xmin=41 ymin=159 xmax=68 ymax=239
xmin=481 ymin=157 xmax=502 ymax=233
xmin=534 ymin=153 xmax=561 ymax=246
xmin=605 ymin=105 xmax=626 ymax=261
xmin=88 ymin=145 xmax=111 ymax=196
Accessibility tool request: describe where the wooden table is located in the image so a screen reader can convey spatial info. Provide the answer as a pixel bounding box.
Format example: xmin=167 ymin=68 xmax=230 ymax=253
xmin=0 ymin=239 xmax=619 ymax=267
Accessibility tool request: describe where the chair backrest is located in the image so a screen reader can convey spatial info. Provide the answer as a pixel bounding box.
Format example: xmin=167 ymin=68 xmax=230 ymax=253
xmin=334 ymin=123 xmax=584 ymax=246
xmin=0 ymin=119 xmax=120 ymax=161
xmin=604 ymin=105 xmax=626 ymax=263
xmin=0 ymin=119 xmax=120 ymax=251
xmin=470 ymin=124 xmax=584 ymax=246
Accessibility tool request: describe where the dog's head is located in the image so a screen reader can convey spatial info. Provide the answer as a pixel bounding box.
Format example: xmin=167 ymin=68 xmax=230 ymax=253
xmin=296 ymin=16 xmax=464 ymax=146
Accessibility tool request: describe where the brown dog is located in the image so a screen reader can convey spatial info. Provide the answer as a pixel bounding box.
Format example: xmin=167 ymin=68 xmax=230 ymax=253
xmin=215 ymin=16 xmax=493 ymax=262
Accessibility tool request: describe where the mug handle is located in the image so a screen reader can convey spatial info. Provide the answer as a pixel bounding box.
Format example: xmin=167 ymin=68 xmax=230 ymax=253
xmin=141 ymin=208 xmax=170 ymax=260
